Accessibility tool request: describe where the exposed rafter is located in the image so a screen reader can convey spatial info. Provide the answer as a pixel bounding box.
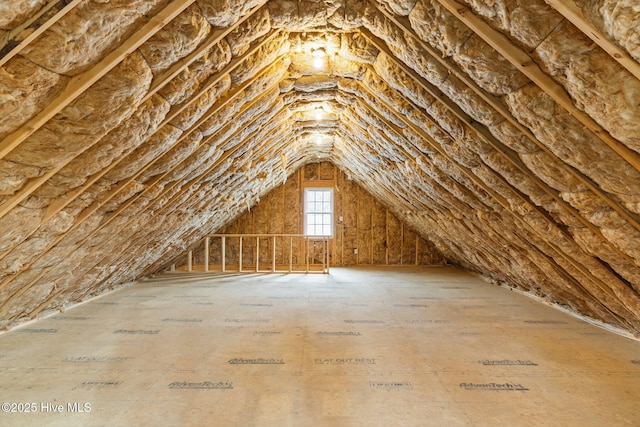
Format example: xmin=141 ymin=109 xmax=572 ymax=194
xmin=28 ymin=123 xmax=296 ymax=307
xmin=353 ymin=82 xmax=628 ymax=313
xmin=369 ymin=1 xmax=640 ymax=235
xmin=0 ymin=0 xmax=196 ymax=161
xmin=88 ymin=85 xmax=287 ymax=241
xmin=0 ymin=99 xmax=290 ymax=313
xmin=158 ymin=29 xmax=284 ymax=129
xmin=544 ymin=0 xmax=640 ymax=82
xmin=0 ymin=0 xmax=83 ymax=67
xmin=0 ymin=29 xmax=282 ymax=224
xmin=334 ymin=119 xmax=632 ymax=324
xmin=0 ymin=59 xmax=287 ymax=288
xmin=363 ymin=31 xmax=640 ymax=262
xmin=433 ymin=0 xmax=640 ymax=171
xmin=141 ymin=3 xmax=269 ymax=104
xmin=2 ymin=0 xmax=640 ymax=337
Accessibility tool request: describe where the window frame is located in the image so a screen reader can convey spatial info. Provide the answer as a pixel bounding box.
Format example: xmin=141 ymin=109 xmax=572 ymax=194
xmin=303 ymin=187 xmax=334 ymax=237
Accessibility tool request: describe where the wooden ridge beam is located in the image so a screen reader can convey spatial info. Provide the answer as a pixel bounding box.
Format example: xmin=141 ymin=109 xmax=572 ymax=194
xmin=0 ymin=0 xmax=196 ymax=161
xmin=368 ymin=4 xmax=640 ymax=235
xmin=432 ymin=0 xmax=640 ymax=172
xmin=545 ymin=0 xmax=640 ymax=82
xmin=0 ymin=0 xmax=83 ymax=67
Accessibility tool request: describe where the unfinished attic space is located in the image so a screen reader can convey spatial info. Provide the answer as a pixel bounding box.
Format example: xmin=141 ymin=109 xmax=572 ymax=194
xmin=1 ymin=0 xmax=640 ymax=425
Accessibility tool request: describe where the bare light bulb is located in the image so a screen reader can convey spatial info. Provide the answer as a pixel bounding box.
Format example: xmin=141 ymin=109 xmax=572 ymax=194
xmin=314 ymin=108 xmax=324 ymax=121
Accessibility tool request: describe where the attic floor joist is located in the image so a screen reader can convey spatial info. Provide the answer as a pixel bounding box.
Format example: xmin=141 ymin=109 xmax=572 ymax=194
xmin=1 ymin=0 xmax=640 ymax=338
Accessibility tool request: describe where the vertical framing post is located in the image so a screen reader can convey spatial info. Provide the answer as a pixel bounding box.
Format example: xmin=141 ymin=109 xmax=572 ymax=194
xmin=256 ymin=236 xmax=260 ymax=272
xmin=385 ymin=209 xmax=389 ymax=265
xmin=221 ymin=236 xmax=226 ymax=273
xmin=326 ymin=238 xmax=330 ymax=273
xmin=415 ymin=234 xmax=419 ymax=265
xmin=400 ymin=223 xmax=404 ymax=265
xmin=322 ymin=238 xmax=326 ymax=273
xmin=171 ymin=264 xmax=175 ymax=272
xmin=187 ymin=250 xmax=193 ymax=272
xmin=239 ymin=237 xmax=243 ymax=273
xmin=272 ymin=236 xmax=276 ymax=272
xmin=306 ymin=237 xmax=310 ymax=273
xmin=204 ymin=237 xmax=210 ymax=272
xmin=289 ymin=236 xmax=293 ymax=272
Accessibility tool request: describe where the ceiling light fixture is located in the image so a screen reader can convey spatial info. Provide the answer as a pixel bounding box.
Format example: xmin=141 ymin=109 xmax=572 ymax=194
xmin=312 ymin=49 xmax=325 ymax=69
xmin=314 ymin=107 xmax=324 ymax=121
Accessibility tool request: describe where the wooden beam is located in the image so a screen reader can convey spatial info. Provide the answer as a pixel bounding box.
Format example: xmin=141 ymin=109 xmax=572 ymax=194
xmin=432 ymin=0 xmax=640 ymax=171
xmin=34 ymin=45 xmax=285 ymax=225
xmin=157 ymin=30 xmax=283 ymax=129
xmin=0 ymin=0 xmax=83 ymax=67
xmin=150 ymin=120 xmax=291 ymax=220
xmin=368 ymin=5 xmax=640 ymax=235
xmin=362 ymin=33 xmax=640 ymax=258
xmin=75 ymin=103 xmax=291 ymax=249
xmin=88 ymin=84 xmax=286 ymax=233
xmin=0 ymin=64 xmax=284 ymax=285
xmin=0 ymin=0 xmax=196 ymax=161
xmin=0 ymin=21 xmax=278 ymax=231
xmin=349 ymin=84 xmax=639 ymax=313
xmin=336 ymin=124 xmax=627 ymax=315
xmin=0 ymin=58 xmax=285 ymax=273
xmin=141 ymin=3 xmax=268 ymax=103
xmin=74 ymin=129 xmax=294 ymax=285
xmin=0 ymin=20 xmax=280 ymax=225
xmin=545 ymin=0 xmax=640 ymax=82
xmin=358 ymin=77 xmax=640 ymax=272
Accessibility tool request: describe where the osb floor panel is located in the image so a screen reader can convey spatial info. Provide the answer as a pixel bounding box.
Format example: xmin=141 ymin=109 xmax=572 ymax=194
xmin=1 ymin=267 xmax=639 ymax=426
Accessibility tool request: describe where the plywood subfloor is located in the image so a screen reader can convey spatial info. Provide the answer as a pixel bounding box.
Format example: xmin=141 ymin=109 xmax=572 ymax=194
xmin=1 ymin=267 xmax=639 ymax=426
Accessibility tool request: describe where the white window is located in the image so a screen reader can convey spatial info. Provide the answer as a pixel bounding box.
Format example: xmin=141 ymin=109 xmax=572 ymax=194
xmin=304 ymin=188 xmax=333 ymax=236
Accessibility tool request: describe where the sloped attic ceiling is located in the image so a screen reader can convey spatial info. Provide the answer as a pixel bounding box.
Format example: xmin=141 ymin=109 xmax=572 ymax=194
xmin=0 ymin=1 xmax=639 ymax=336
